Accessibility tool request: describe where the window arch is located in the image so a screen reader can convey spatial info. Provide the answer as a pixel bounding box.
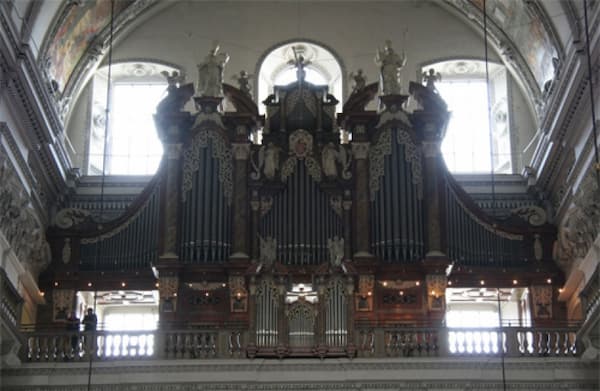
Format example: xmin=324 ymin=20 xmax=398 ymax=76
xmin=423 ymin=59 xmax=511 ymax=174
xmin=87 ymin=61 xmax=180 ymax=176
xmin=257 ymin=41 xmax=344 ymax=115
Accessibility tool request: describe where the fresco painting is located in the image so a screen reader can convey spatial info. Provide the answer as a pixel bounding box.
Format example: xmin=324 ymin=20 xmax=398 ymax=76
xmin=45 ymin=0 xmax=134 ymax=93
xmin=470 ymin=0 xmax=558 ymax=92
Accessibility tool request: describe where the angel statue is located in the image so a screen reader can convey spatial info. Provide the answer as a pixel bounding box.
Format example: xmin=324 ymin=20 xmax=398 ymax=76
xmin=259 ymin=236 xmax=277 ymax=267
xmin=422 ymin=68 xmax=441 ymax=93
xmin=375 ymin=40 xmax=407 ymax=95
xmin=257 ymin=142 xmax=282 ymax=180
xmin=327 ymin=236 xmax=344 ymax=267
xmin=349 ymin=69 xmax=367 ymax=94
xmin=196 ymin=42 xmax=230 ymax=97
xmin=321 ymin=143 xmax=352 ymax=179
xmin=232 ymin=70 xmax=253 ymax=97
xmin=288 ymin=46 xmax=311 ymax=82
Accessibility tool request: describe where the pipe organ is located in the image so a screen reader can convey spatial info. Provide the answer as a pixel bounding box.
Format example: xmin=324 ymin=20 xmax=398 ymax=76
xmin=45 ymin=56 xmax=562 ymax=359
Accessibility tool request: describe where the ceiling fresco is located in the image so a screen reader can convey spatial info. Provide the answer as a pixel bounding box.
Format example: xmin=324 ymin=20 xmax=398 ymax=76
xmin=469 ymin=0 xmax=559 ymax=91
xmin=43 ymin=0 xmax=134 ymax=93
xmin=39 ymin=0 xmax=560 ymax=102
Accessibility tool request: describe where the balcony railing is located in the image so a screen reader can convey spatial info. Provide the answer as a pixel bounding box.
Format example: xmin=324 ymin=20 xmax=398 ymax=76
xmin=20 ymin=325 xmax=579 ymax=362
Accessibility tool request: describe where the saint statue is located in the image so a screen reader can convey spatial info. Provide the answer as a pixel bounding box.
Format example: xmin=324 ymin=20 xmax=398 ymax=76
xmin=375 ymin=40 xmax=407 ymax=95
xmin=349 ymin=69 xmax=367 ymax=94
xmin=422 ymin=68 xmax=441 ymax=94
xmin=232 ymin=70 xmax=253 ymax=97
xmin=196 ymin=43 xmax=230 ymax=97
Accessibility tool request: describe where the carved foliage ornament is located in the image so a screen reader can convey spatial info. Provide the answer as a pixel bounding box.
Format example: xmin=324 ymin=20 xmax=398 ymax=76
xmin=369 ymin=127 xmax=423 ymax=200
xmin=182 ymin=129 xmax=233 ymax=203
xmin=53 ymin=207 xmax=91 ymax=229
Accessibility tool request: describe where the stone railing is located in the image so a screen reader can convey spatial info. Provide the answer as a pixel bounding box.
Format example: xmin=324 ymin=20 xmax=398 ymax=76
xmin=355 ymin=325 xmax=579 ymax=358
xmin=22 ymin=328 xmax=246 ymax=362
xmin=21 ymin=325 xmax=579 ymax=362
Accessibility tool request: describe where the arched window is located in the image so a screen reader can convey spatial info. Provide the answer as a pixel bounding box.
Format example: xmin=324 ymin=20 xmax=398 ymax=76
xmin=423 ymin=60 xmax=511 ymax=174
xmin=87 ymin=62 xmax=179 ymax=176
xmin=257 ymin=41 xmax=343 ymax=115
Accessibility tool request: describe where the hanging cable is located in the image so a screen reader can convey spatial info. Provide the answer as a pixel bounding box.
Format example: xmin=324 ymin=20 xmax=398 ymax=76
xmin=87 ymin=1 xmax=115 ymax=390
xmin=483 ymin=0 xmax=497 ymax=219
xmin=583 ymin=0 xmax=600 ymax=186
xmin=483 ymin=1 xmax=506 ymax=390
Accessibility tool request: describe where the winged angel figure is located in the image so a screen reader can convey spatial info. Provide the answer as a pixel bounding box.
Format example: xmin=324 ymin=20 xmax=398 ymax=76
xmin=321 ymin=143 xmax=352 ymax=179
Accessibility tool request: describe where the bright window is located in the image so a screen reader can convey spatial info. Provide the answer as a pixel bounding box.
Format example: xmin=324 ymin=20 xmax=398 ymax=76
xmin=87 ymin=62 xmax=178 ymax=176
xmin=425 ymin=60 xmax=511 ymax=174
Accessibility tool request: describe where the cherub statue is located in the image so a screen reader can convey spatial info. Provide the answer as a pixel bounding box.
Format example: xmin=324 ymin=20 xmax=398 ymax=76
xmin=422 ymin=68 xmax=441 ymax=93
xmin=196 ymin=42 xmax=230 ymax=97
xmin=161 ymin=70 xmax=186 ymax=90
xmin=259 ymin=236 xmax=277 ymax=267
xmin=349 ymin=69 xmax=367 ymax=94
xmin=375 ymin=40 xmax=407 ymax=95
xmin=327 ymin=236 xmax=344 ymax=267
xmin=321 ymin=143 xmax=352 ymax=179
xmin=232 ymin=70 xmax=253 ymax=96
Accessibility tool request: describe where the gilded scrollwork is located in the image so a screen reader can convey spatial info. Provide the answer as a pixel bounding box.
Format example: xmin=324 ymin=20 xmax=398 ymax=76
xmin=182 ymin=129 xmax=233 ymax=203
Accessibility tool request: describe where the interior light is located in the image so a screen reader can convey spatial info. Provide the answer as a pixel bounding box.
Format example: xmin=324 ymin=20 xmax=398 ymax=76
xmin=367 ymin=291 xmax=372 ymax=296
xmin=558 ymin=288 xmax=564 ymax=293
xmin=513 ymin=280 xmax=518 ymax=285
xmin=54 ymin=281 xmax=59 ymax=287
xmin=155 ymin=283 xmax=160 ymax=288
xmin=121 ymin=282 xmax=126 ymax=287
xmin=382 ymin=281 xmax=388 ymax=287
xmin=399 ymin=291 xmax=404 ymax=296
xmin=480 ymin=280 xmax=485 ymax=285
xmin=222 ymin=283 xmax=227 ymax=287
xmin=546 ymin=278 xmax=552 ymax=284
xmin=415 ymin=281 xmax=420 ymax=286
xmin=87 ymin=282 xmax=92 ymax=287
xmin=39 ymin=291 xmax=45 ymax=297
xmin=205 ymin=292 xmax=210 ymax=297
xmin=447 ymin=281 xmax=452 ymax=286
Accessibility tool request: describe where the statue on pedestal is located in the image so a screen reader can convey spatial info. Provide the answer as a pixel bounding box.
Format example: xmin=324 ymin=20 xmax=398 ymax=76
xmin=422 ymin=68 xmax=441 ymax=94
xmin=349 ymin=69 xmax=367 ymax=94
xmin=375 ymin=40 xmax=406 ymax=95
xmin=232 ymin=70 xmax=253 ymax=97
xmin=196 ymin=42 xmax=230 ymax=97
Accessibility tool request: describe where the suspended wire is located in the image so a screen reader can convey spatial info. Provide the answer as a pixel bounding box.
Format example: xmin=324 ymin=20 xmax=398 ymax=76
xmin=483 ymin=0 xmax=498 ymax=219
xmin=484 ymin=1 xmax=506 ymax=390
xmin=87 ymin=1 xmax=115 ymax=390
xmin=583 ymin=0 xmax=600 ymax=186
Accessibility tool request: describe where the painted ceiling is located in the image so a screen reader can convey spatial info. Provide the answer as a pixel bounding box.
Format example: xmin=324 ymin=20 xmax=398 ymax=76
xmin=40 ymin=0 xmax=561 ymax=103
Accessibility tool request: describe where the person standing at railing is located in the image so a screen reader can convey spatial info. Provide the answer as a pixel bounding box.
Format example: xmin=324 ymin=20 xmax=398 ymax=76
xmin=82 ymin=308 xmax=97 ymax=356
xmin=65 ymin=311 xmax=80 ymax=359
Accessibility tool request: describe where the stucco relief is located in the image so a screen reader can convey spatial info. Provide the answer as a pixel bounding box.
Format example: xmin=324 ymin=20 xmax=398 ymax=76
xmin=0 ymin=156 xmax=50 ymax=277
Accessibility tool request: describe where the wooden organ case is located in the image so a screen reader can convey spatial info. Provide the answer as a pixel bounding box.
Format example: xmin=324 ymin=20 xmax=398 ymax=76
xmin=44 ymin=65 xmax=563 ymax=359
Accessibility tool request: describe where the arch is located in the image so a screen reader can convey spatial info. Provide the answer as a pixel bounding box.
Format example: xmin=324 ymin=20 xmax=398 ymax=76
xmin=256 ymin=39 xmax=345 ymax=114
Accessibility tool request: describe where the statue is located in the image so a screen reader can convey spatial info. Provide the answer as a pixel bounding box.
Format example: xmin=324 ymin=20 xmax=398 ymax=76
xmin=161 ymin=70 xmax=186 ymax=91
xmin=349 ymin=69 xmax=367 ymax=94
xmin=259 ymin=236 xmax=277 ymax=267
xmin=327 ymin=236 xmax=344 ymax=267
xmin=232 ymin=70 xmax=253 ymax=96
xmin=196 ymin=42 xmax=230 ymax=97
xmin=258 ymin=142 xmax=282 ymax=180
xmin=422 ymin=68 xmax=441 ymax=93
xmin=375 ymin=40 xmax=406 ymax=95
xmin=288 ymin=46 xmax=311 ymax=82
xmin=321 ymin=143 xmax=338 ymax=178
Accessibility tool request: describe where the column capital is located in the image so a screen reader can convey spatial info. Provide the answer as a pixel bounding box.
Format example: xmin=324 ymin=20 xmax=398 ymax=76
xmin=351 ymin=142 xmax=370 ymax=159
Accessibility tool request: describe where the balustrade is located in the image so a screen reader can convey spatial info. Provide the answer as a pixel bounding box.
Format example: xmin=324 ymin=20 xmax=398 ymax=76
xmin=21 ymin=325 xmax=579 ymax=362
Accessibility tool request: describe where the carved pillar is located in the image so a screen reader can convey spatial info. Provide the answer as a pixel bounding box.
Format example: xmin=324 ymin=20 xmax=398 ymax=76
xmin=342 ymin=191 xmax=353 ymax=260
xmin=425 ymin=274 xmax=447 ymax=322
xmin=246 ymin=277 xmax=258 ymax=358
xmin=250 ymin=191 xmax=261 ymax=260
xmin=276 ymin=278 xmax=287 ymax=357
xmin=230 ymin=143 xmax=250 ymax=260
xmin=346 ymin=276 xmax=357 ymax=357
xmin=352 ymin=142 xmax=373 ymax=258
xmin=159 ymin=143 xmax=182 ymax=262
xmin=422 ymin=140 xmax=445 ymax=257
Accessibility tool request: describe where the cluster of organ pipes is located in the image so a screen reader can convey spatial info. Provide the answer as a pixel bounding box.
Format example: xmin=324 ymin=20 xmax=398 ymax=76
xmin=179 ymin=142 xmax=232 ymax=263
xmin=370 ymin=132 xmax=425 ymax=263
xmin=445 ymin=180 xmax=526 ymax=267
xmin=259 ymin=163 xmax=344 ymax=265
xmin=79 ymin=183 xmax=161 ymax=271
xmin=255 ymin=279 xmax=280 ymax=348
xmin=324 ymin=278 xmax=348 ymax=348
